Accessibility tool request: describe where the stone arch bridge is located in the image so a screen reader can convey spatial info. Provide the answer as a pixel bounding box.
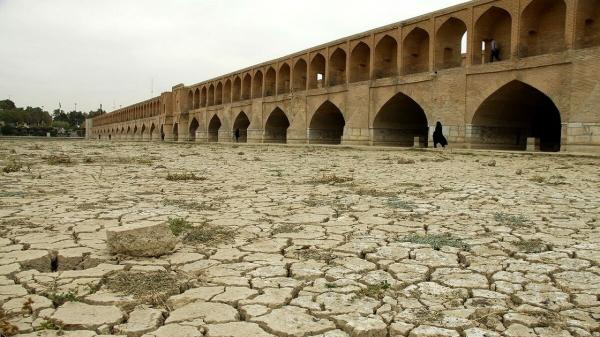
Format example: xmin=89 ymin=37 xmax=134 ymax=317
xmin=89 ymin=0 xmax=600 ymax=153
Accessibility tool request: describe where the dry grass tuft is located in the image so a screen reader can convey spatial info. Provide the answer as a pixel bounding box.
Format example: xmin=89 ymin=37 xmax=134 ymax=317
xmin=183 ymin=224 xmax=235 ymax=246
xmin=104 ymin=270 xmax=188 ymax=307
xmin=166 ymin=172 xmax=207 ymax=181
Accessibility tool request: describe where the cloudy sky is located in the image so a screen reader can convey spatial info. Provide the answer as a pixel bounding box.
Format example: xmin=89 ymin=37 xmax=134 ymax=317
xmin=0 ymin=0 xmax=466 ymax=113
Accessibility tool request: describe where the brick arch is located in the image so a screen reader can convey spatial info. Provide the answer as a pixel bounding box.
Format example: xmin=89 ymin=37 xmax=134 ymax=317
xmin=374 ymin=35 xmax=398 ymax=79
xmin=470 ymin=79 xmax=563 ymax=151
xmin=264 ymin=107 xmax=291 ymax=144
xmin=473 ymin=6 xmax=512 ymax=64
xmin=403 ymin=27 xmax=430 ymax=75
xmin=189 ymin=117 xmax=199 ymax=141
xmin=308 ymin=100 xmax=346 ymax=144
xmin=278 ymin=63 xmax=291 ymax=95
xmin=293 ymin=58 xmax=308 ymax=92
xmin=309 ymin=53 xmax=326 ymax=89
xmin=371 ymin=91 xmax=430 ymax=147
xmin=350 ymin=42 xmax=371 ymax=83
xmin=435 ymin=17 xmax=468 ymax=70
xmin=329 ymin=48 xmax=347 ymax=86
xmin=241 ymin=73 xmax=252 ymax=100
xmin=208 ymin=114 xmax=222 ymax=143
xmin=519 ymin=0 xmax=566 ymax=57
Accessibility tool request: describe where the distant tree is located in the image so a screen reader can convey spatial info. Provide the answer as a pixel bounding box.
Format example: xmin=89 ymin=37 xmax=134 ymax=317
xmin=0 ymin=99 xmax=16 ymax=110
xmin=51 ymin=120 xmax=71 ymax=130
xmin=87 ymin=108 xmax=105 ymax=119
xmin=67 ymin=110 xmax=86 ymax=128
xmin=52 ymin=109 xmax=69 ymax=123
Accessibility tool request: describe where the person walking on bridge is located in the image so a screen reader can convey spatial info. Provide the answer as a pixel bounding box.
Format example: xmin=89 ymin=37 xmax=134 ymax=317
xmin=490 ymin=39 xmax=500 ymax=62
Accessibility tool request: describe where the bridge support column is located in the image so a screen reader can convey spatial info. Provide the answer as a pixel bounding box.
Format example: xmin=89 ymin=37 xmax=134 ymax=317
xmin=195 ymin=131 xmax=208 ymax=143
xmin=342 ymin=128 xmax=370 ymax=146
xmin=218 ymin=130 xmax=233 ymax=143
xmin=247 ymin=128 xmax=263 ymax=143
xmin=464 ymin=124 xmax=474 ymax=149
xmin=527 ymin=137 xmax=541 ymax=152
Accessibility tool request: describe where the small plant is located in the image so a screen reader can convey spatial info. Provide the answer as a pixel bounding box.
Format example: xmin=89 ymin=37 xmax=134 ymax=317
xmin=325 ymin=283 xmax=338 ymax=289
xmin=386 ymin=197 xmax=415 ymax=210
xmin=2 ymin=159 xmax=22 ymax=173
xmin=514 ymin=239 xmax=549 ymax=253
xmin=22 ymin=298 xmax=34 ymax=314
xmin=167 ymin=217 xmax=192 ymax=236
xmin=494 ymin=212 xmax=527 ymax=228
xmin=357 ymin=281 xmax=392 ymax=299
xmin=43 ymin=290 xmax=80 ymax=307
xmin=183 ymin=224 xmax=235 ymax=246
xmin=401 ymin=233 xmax=471 ymax=251
xmin=309 ymin=174 xmax=353 ymax=185
xmin=0 ymin=308 xmax=18 ymax=336
xmin=166 ymin=172 xmax=207 ymax=181
xmin=36 ymin=320 xmax=61 ymax=331
xmin=83 ymin=156 xmax=95 ymax=164
xmin=46 ymin=154 xmax=72 ymax=165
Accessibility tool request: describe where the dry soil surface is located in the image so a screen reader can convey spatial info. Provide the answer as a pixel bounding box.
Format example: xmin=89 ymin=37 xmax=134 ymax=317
xmin=0 ymin=139 xmax=599 ymax=337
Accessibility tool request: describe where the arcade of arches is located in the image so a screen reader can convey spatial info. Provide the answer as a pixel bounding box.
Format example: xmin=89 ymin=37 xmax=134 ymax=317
xmin=89 ymin=0 xmax=600 ymax=153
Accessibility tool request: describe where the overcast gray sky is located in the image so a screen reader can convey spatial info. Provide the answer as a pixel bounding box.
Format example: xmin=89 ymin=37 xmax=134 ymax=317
xmin=0 ymin=0 xmax=466 ymax=113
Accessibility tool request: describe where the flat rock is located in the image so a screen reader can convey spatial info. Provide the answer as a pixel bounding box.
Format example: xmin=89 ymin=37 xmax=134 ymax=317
xmin=165 ymin=301 xmax=239 ymax=324
xmin=206 ymin=322 xmax=276 ymax=337
xmin=113 ymin=307 xmax=164 ymax=337
xmin=251 ymin=306 xmax=336 ymax=337
xmin=51 ymin=302 xmax=124 ymax=330
xmin=106 ymin=222 xmax=177 ymax=257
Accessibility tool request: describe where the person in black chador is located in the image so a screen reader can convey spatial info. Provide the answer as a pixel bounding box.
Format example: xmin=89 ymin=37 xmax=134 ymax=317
xmin=234 ymin=128 xmax=240 ymax=142
xmin=433 ymin=121 xmax=448 ymax=148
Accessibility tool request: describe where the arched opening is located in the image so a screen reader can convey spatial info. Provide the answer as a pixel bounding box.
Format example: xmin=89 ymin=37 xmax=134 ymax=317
xmin=329 ymin=48 xmax=347 ymax=86
xmin=293 ymin=59 xmax=308 ymax=92
xmin=309 ymin=53 xmax=326 ymax=89
xmin=242 ymin=74 xmax=252 ymax=100
xmin=223 ymin=80 xmax=232 ymax=104
xmin=403 ymin=28 xmax=430 ymax=75
xmin=253 ymin=71 xmax=263 ymax=98
xmin=193 ymin=88 xmax=200 ymax=109
xmin=172 ymin=123 xmax=179 ymax=142
xmin=150 ymin=124 xmax=156 ymax=140
xmin=374 ymin=35 xmax=398 ymax=79
xmin=141 ymin=124 xmax=146 ymax=140
xmin=160 ymin=125 xmax=165 ymax=141
xmin=519 ymin=0 xmax=566 ymax=57
xmin=278 ymin=64 xmax=291 ymax=95
xmin=108 ymin=134 xmax=111 ymax=140
xmin=309 ymin=101 xmax=345 ymax=144
xmin=233 ymin=77 xmax=241 ymax=102
xmin=189 ymin=118 xmax=199 ymax=141
xmin=473 ymin=7 xmax=512 ymax=64
xmin=264 ymin=108 xmax=290 ymax=143
xmin=187 ymin=91 xmax=193 ymax=111
xmin=201 ymin=87 xmax=207 ymax=107
xmin=471 ymin=80 xmax=562 ymax=152
xmin=133 ymin=126 xmax=138 ymax=140
xmin=233 ymin=111 xmax=251 ymax=143
xmin=436 ymin=17 xmax=468 ymax=70
xmin=208 ymin=85 xmax=215 ymax=106
xmin=208 ymin=115 xmax=221 ymax=143
xmin=575 ymin=0 xmax=600 ymax=48
xmin=372 ymin=92 xmax=429 ymax=147
xmin=265 ymin=67 xmax=276 ymax=96
xmin=350 ymin=42 xmax=371 ymax=83
xmin=215 ymin=82 xmax=223 ymax=105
